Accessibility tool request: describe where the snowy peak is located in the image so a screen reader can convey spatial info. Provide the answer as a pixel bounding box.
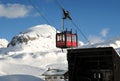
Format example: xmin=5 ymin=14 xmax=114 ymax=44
xmin=7 ymin=24 xmax=57 ymax=52
xmin=0 ymin=39 xmax=9 ymax=48
xmin=22 ymin=25 xmax=56 ymax=38
xmin=0 ymin=24 xmax=67 ymax=79
xmin=81 ymin=37 xmax=120 ymax=49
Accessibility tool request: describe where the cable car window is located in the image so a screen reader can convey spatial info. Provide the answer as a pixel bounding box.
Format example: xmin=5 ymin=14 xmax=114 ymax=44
xmin=57 ymin=34 xmax=65 ymax=42
xmin=72 ymin=35 xmax=76 ymax=42
xmin=67 ymin=34 xmax=71 ymax=41
xmin=59 ymin=35 xmax=62 ymax=41
xmin=62 ymin=34 xmax=65 ymax=41
xmin=57 ymin=35 xmax=62 ymax=41
xmin=57 ymin=35 xmax=60 ymax=41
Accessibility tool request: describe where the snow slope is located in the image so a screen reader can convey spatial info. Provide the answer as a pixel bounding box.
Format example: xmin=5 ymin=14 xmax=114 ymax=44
xmin=0 ymin=24 xmax=120 ymax=81
xmin=0 ymin=75 xmax=44 ymax=81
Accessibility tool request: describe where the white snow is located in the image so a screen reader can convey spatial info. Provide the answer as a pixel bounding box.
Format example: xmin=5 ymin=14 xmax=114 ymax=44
xmin=0 ymin=24 xmax=120 ymax=81
xmin=80 ymin=37 xmax=120 ymax=49
xmin=0 ymin=75 xmax=44 ymax=81
xmin=0 ymin=24 xmax=67 ymax=81
xmin=0 ymin=39 xmax=8 ymax=48
xmin=42 ymin=69 xmax=67 ymax=76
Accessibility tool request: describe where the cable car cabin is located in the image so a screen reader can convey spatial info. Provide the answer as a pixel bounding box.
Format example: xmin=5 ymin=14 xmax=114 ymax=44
xmin=56 ymin=31 xmax=78 ymax=48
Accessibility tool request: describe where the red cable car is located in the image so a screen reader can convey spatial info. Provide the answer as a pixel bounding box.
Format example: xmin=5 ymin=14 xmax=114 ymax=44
xmin=56 ymin=8 xmax=78 ymax=49
xmin=56 ymin=30 xmax=78 ymax=48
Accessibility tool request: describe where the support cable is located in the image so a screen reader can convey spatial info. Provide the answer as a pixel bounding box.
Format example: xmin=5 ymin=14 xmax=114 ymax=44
xmin=28 ymin=0 xmax=60 ymax=33
xmin=54 ymin=0 xmax=64 ymax=9
xmin=70 ymin=20 xmax=91 ymax=44
xmin=28 ymin=0 xmax=51 ymax=25
xmin=54 ymin=0 xmax=91 ymax=44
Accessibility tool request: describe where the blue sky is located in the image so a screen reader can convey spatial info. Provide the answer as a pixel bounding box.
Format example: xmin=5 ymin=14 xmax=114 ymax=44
xmin=0 ymin=0 xmax=120 ymax=43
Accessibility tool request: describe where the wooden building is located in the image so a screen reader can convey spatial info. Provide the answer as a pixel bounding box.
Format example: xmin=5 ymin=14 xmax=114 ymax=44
xmin=67 ymin=47 xmax=120 ymax=81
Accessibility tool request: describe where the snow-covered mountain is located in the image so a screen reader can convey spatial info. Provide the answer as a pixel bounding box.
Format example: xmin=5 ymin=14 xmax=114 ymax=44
xmin=0 ymin=39 xmax=8 ymax=48
xmin=81 ymin=37 xmax=120 ymax=49
xmin=0 ymin=24 xmax=120 ymax=81
xmin=0 ymin=24 xmax=67 ymax=81
xmin=7 ymin=24 xmax=57 ymax=52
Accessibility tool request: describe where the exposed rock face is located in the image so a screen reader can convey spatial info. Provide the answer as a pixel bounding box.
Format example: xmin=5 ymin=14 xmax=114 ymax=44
xmin=7 ymin=35 xmax=37 ymax=47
